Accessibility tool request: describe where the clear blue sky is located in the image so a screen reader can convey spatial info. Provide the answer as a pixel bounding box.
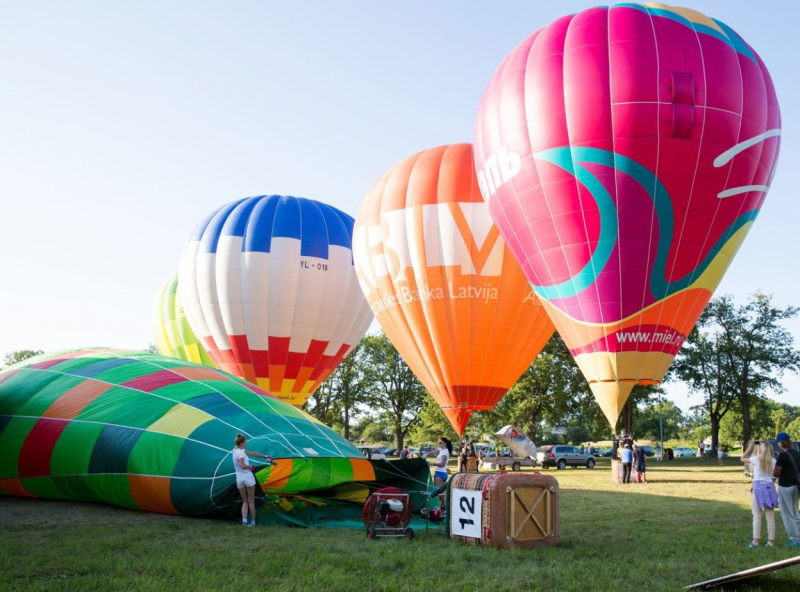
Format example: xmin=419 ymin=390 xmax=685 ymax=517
xmin=1 ymin=1 xmax=798 ymax=413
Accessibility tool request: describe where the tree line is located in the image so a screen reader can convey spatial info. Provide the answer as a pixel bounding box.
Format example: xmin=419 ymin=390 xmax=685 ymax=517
xmin=305 ymin=292 xmax=800 ymax=450
xmin=3 ymin=293 xmax=799 ymax=450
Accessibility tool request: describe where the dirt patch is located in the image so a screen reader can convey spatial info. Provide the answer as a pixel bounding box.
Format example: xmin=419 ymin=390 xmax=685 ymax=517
xmin=0 ymin=496 xmax=185 ymax=527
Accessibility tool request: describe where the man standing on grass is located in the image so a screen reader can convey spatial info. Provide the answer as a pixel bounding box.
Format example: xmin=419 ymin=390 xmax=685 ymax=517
xmin=773 ymin=432 xmax=800 ymax=547
xmin=621 ymin=443 xmax=633 ymax=484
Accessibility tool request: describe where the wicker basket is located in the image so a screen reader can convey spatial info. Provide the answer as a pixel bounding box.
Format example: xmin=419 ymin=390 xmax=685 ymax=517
xmin=447 ymin=472 xmax=559 ymax=549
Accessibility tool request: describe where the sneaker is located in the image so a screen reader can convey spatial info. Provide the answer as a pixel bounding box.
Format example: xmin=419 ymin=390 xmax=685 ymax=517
xmin=248 ymin=520 xmax=257 ymax=527
xmin=748 ymin=541 xmax=759 ymax=548
xmin=242 ymin=521 xmax=249 ymax=526
xmin=787 ymin=541 xmax=800 ymax=548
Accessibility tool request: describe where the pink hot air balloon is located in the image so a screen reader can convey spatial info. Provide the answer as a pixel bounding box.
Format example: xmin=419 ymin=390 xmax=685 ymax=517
xmin=474 ymin=4 xmax=780 ymax=427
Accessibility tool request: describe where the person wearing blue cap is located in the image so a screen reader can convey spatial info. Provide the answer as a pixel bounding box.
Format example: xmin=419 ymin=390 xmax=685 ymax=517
xmin=773 ymin=432 xmax=800 ymax=547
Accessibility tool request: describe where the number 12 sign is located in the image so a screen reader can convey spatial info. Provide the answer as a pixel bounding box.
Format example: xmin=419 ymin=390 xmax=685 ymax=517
xmin=450 ymin=488 xmax=482 ymax=538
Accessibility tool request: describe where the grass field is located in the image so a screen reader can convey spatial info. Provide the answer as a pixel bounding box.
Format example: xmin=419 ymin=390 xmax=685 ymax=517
xmin=2 ymin=458 xmax=799 ymax=591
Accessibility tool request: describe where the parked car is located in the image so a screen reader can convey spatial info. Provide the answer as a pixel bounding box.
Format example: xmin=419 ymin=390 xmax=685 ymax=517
xmin=588 ymin=446 xmax=607 ymax=457
xmin=537 ymin=445 xmax=596 ymax=470
xmin=672 ymin=446 xmax=696 ymax=458
xmin=600 ymin=448 xmax=613 ymax=457
xmin=639 ymin=446 xmax=655 ymax=457
xmin=359 ymin=447 xmax=387 ymax=460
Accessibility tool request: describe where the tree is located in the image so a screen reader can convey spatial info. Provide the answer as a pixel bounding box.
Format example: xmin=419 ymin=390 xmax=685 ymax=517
xmin=305 ymin=342 xmax=370 ymax=440
xmin=360 ymin=332 xmax=427 ymax=450
xmin=359 ymin=420 xmax=390 ymax=444
xmin=721 ymin=399 xmax=800 ymax=445
xmin=681 ymin=405 xmax=711 ymax=444
xmin=786 ymin=417 xmax=800 ymax=441
xmin=770 ymin=404 xmax=797 ymax=435
xmin=2 ymin=350 xmax=43 ymax=369
xmin=711 ymin=294 xmax=800 ymax=445
xmin=632 ymin=398 xmax=685 ymax=442
xmin=408 ymin=397 xmax=459 ymax=446
xmin=480 ymin=334 xmax=593 ymax=443
xmin=673 ymin=309 xmax=738 ymax=453
xmin=619 ymin=384 xmax=664 ymax=438
xmin=304 ymin=376 xmax=340 ymax=430
xmin=674 ymin=293 xmax=800 ymax=449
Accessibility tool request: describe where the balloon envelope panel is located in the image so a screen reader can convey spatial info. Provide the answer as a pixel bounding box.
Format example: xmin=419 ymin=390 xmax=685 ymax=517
xmin=353 ymin=144 xmax=555 ymax=433
xmin=178 ymin=195 xmax=374 ymax=407
xmin=153 ymin=273 xmax=217 ymax=368
xmin=474 ymin=4 xmax=780 ymax=426
xmin=0 ymin=349 xmax=375 ymax=516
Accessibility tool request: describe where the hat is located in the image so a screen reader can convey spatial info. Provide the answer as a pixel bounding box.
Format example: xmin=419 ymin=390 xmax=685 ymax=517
xmin=776 ymin=432 xmax=791 ymax=442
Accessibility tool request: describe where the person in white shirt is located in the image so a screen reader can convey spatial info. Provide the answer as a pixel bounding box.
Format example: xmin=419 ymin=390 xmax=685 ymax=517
xmin=433 ymin=438 xmax=452 ymax=488
xmin=741 ymin=440 xmax=778 ymax=548
xmin=232 ymin=433 xmax=272 ymax=526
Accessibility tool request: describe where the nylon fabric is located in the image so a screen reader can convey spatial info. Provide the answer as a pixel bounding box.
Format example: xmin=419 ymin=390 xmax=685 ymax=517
xmin=473 ymin=3 xmax=781 ymax=427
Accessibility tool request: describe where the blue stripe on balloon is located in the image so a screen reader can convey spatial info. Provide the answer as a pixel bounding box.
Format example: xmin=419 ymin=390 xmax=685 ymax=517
xmin=269 ymin=196 xmax=303 ymax=250
xmin=190 ymin=209 xmax=219 ymax=242
xmin=222 ymin=197 xmax=262 ymax=239
xmin=88 ymin=424 xmax=143 ymax=474
xmin=71 ymin=357 xmax=138 ymax=379
xmin=298 ymin=198 xmax=329 ymax=259
xmin=322 ymin=206 xmax=354 ymax=249
xmin=243 ymin=195 xmax=282 ymax=253
xmin=184 ymin=393 xmax=252 ymax=427
xmin=200 ymin=199 xmax=248 ymax=254
xmin=198 ymin=194 xmax=356 ymax=259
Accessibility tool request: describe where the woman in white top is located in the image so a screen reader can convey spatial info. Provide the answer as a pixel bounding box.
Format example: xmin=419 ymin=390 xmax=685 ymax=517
xmin=232 ymin=433 xmax=272 ymax=526
xmin=433 ymin=437 xmax=452 ymax=488
xmin=741 ymin=439 xmax=779 ymax=547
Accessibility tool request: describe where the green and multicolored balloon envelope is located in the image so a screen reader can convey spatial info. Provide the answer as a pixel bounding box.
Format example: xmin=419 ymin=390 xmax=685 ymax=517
xmin=153 ymin=274 xmax=216 ymax=368
xmin=0 ymin=349 xmax=377 ymax=516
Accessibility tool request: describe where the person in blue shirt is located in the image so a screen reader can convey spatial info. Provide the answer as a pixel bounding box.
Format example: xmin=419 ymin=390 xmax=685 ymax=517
xmin=620 ymin=443 xmax=633 ymax=484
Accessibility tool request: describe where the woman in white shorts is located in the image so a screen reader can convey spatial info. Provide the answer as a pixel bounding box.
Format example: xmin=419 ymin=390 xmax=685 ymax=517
xmin=233 ymin=433 xmax=272 ymax=526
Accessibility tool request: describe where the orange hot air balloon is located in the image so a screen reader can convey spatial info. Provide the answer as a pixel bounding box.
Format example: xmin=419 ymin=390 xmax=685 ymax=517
xmin=353 ymin=144 xmax=555 ymax=433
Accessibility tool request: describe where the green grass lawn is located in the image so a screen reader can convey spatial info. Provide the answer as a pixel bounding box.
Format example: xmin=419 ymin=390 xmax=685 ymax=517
xmin=2 ymin=458 xmax=799 ymax=591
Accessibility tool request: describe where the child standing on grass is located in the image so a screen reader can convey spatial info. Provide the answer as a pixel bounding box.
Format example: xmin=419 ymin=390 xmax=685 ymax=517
xmin=741 ymin=440 xmax=778 ymax=548
xmin=232 ymin=433 xmax=272 ymax=527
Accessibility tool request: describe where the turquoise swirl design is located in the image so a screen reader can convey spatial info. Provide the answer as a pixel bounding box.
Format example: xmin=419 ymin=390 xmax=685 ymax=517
xmin=532 ymin=147 xmax=760 ymax=302
xmin=530 ymin=148 xmax=618 ymax=300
